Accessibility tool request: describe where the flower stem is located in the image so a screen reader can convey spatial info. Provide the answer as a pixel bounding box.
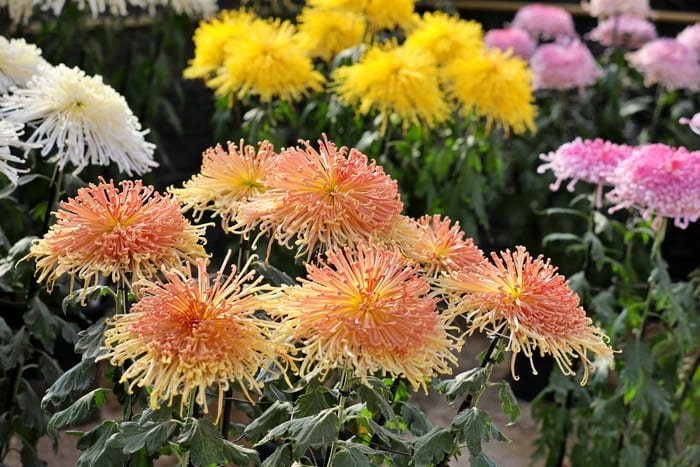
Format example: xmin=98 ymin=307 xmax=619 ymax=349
xmin=459 ymin=335 xmax=500 ymax=412
xmin=326 ymin=369 xmax=351 ymax=467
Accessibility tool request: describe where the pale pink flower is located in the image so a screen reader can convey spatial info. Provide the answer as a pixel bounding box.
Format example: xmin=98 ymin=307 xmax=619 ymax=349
xmin=511 ymin=3 xmax=576 ymax=41
xmin=582 ymin=0 xmax=652 ymax=18
xmin=538 ymin=138 xmax=633 ymax=208
xmin=484 ymin=28 xmax=537 ymax=60
xmin=677 ymin=23 xmax=700 ymax=56
xmin=530 ymin=39 xmax=603 ymax=92
xmin=586 ymin=14 xmax=657 ymax=48
xmin=626 ymin=38 xmax=700 ymax=91
xmin=679 ymin=113 xmax=700 ymax=135
xmin=607 ymin=144 xmax=700 ymax=229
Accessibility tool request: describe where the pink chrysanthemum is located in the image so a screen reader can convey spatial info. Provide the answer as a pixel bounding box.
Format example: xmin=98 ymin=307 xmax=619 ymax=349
xmin=582 ymin=0 xmax=652 ymax=19
xmin=607 ymin=144 xmax=700 ymax=229
xmin=679 ymin=113 xmax=700 ymax=135
xmin=439 ymin=245 xmax=615 ymax=385
xmin=626 ymin=38 xmax=700 ymax=91
xmin=274 ymin=241 xmax=460 ymax=391
xmin=677 ymin=23 xmax=700 ymax=56
xmin=537 ymin=137 xmax=633 ymax=207
xmin=510 ymin=3 xmax=576 ymax=41
xmin=233 ymin=135 xmax=403 ymax=260
xmin=406 ymin=214 xmax=486 ymax=277
xmin=586 ymin=14 xmax=657 ymax=48
xmin=530 ymin=39 xmax=603 ymax=92
xmin=484 ymin=28 xmax=537 ymax=60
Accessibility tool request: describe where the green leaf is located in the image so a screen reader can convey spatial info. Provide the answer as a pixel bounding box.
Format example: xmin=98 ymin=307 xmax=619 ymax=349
xmin=18 ymin=382 xmax=49 ymax=429
xmin=0 ymin=326 xmax=31 ymax=368
xmin=179 ymin=417 xmax=257 ymax=467
xmin=48 ymin=388 xmax=106 ymax=431
xmin=296 ymin=383 xmax=335 ymax=417
xmin=41 ymin=359 xmax=96 ymax=410
xmin=399 ymin=402 xmax=432 ymax=437
xmin=261 ymin=443 xmax=292 ymax=467
xmin=451 ymin=407 xmax=507 ymax=455
xmin=76 ymin=421 xmax=126 ymax=467
xmin=498 ymin=383 xmax=520 ymax=425
xmin=259 ymin=408 xmax=339 ymax=458
xmin=469 ymin=450 xmax=499 ymax=467
xmin=244 ymin=400 xmax=293 ymax=441
xmin=411 ymin=426 xmax=453 ymax=467
xmin=221 ymin=439 xmax=260 ymax=466
xmin=74 ymin=318 xmax=109 ymax=360
xmin=19 ymin=440 xmax=47 ymax=467
xmin=253 ymin=261 xmax=296 ymax=286
xmin=436 ymin=367 xmax=489 ymax=405
xmin=541 ymin=232 xmax=582 ymax=246
xmin=358 ymin=377 xmax=399 ymax=426
xmin=334 ymin=443 xmax=378 ymax=467
xmin=583 ymin=231 xmax=605 ymax=268
xmin=108 ymin=419 xmax=170 ymax=455
xmin=24 ymin=297 xmax=59 ymax=352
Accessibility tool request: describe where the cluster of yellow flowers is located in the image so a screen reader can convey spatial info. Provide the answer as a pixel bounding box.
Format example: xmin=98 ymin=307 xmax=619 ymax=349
xmin=183 ymin=2 xmax=537 ymax=135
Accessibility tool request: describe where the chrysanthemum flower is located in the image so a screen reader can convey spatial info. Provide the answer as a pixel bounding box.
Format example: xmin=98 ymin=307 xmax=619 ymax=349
xmin=40 ymin=0 xmax=129 ymax=17
xmin=406 ymin=214 xmax=485 ymax=277
xmin=582 ymin=0 xmax=652 ymax=18
xmin=484 ymin=27 xmax=537 ymax=60
xmin=679 ymin=113 xmax=700 ymax=135
xmin=0 ymin=63 xmax=157 ymax=176
xmin=25 ymin=178 xmax=208 ymax=303
xmin=0 ymin=120 xmax=28 ymax=185
xmin=182 ymin=9 xmax=260 ymax=81
xmin=510 ymin=3 xmax=577 ymax=41
xmin=274 ymin=241 xmax=460 ymax=391
xmin=332 ymin=42 xmax=450 ymax=133
xmin=169 ymin=139 xmax=278 ymax=232
xmin=439 ymin=246 xmax=615 ymax=385
xmin=151 ymin=0 xmax=218 ymax=18
xmin=530 ymin=39 xmax=603 ymax=93
xmin=101 ymin=253 xmax=285 ymax=418
xmin=404 ymin=11 xmax=484 ymax=65
xmin=442 ymin=48 xmax=536 ymax=135
xmin=586 ymin=14 xmax=657 ymax=48
xmin=677 ymin=23 xmax=700 ymax=56
xmin=537 ymin=137 xmax=633 ymax=208
xmin=234 ymin=135 xmax=403 ymax=260
xmin=0 ymin=0 xmax=33 ymax=24
xmin=0 ymin=36 xmax=49 ymax=94
xmin=296 ymin=5 xmax=366 ymax=62
xmin=626 ymin=38 xmax=700 ymax=91
xmin=206 ymin=18 xmax=326 ymax=105
xmin=607 ymin=144 xmax=700 ymax=229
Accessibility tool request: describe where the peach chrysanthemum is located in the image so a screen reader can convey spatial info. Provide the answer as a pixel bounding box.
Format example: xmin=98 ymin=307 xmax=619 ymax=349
xmin=101 ymin=254 xmax=285 ymax=418
xmin=332 ymin=42 xmax=450 ymax=133
xmin=25 ymin=178 xmax=208 ymax=303
xmin=404 ymin=11 xmax=484 ymax=65
xmin=274 ymin=242 xmax=460 ymax=391
xmin=234 ymin=135 xmax=403 ymax=260
xmin=439 ymin=246 xmax=615 ymax=385
xmin=169 ymin=140 xmax=277 ymax=233
xmin=407 ymin=214 xmax=486 ymax=277
xmin=442 ymin=48 xmax=536 ymax=135
xmin=296 ymin=5 xmax=366 ymax=62
xmin=206 ymin=17 xmax=325 ymax=105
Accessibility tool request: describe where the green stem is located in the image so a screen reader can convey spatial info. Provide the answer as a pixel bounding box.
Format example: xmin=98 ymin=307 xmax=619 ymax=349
xmin=646 ymin=86 xmax=666 ymax=144
xmin=459 ymin=336 xmax=501 ymax=412
xmin=326 ymin=369 xmax=351 ymax=467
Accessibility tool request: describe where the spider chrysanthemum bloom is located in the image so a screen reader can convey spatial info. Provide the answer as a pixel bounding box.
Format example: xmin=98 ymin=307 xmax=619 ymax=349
xmin=537 ymin=137 xmax=633 ymax=208
xmin=407 ymin=214 xmax=486 ymax=277
xmin=332 ymin=42 xmax=450 ymax=133
xmin=1 ymin=0 xmax=33 ymax=24
xmin=234 ymin=135 xmax=403 ymax=260
xmin=607 ymin=144 xmax=700 ymax=229
xmin=404 ymin=11 xmax=484 ymax=65
xmin=0 ymin=63 xmax=157 ymax=176
xmin=296 ymin=5 xmax=366 ymax=62
xmin=586 ymin=14 xmax=657 ymax=49
xmin=511 ymin=3 xmax=577 ymax=41
xmin=442 ymin=48 xmax=536 ymax=136
xmin=582 ymin=0 xmax=652 ymax=18
xmin=484 ymin=28 xmax=537 ymax=60
xmin=206 ymin=18 xmax=325 ymax=105
xmin=677 ymin=23 xmax=700 ymax=56
xmin=679 ymin=113 xmax=700 ymax=135
xmin=101 ymin=253 xmax=285 ymax=418
xmin=439 ymin=246 xmax=615 ymax=385
xmin=626 ymin=38 xmax=700 ymax=91
xmin=0 ymin=120 xmax=33 ymax=185
xmin=530 ymin=39 xmax=603 ymax=93
xmin=274 ymin=242 xmax=461 ymax=391
xmin=169 ymin=140 xmax=277 ymax=233
xmin=182 ymin=9 xmax=259 ymax=81
xmin=25 ymin=178 xmax=208 ymax=303
xmin=0 ymin=36 xmax=49 ymax=94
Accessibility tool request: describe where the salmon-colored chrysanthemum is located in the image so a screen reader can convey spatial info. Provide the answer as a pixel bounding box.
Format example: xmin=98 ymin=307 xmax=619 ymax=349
xmin=404 ymin=11 xmax=484 ymax=65
xmin=439 ymin=246 xmax=614 ymax=385
xmin=101 ymin=254 xmax=286 ymax=418
xmin=275 ymin=242 xmax=460 ymax=391
xmin=407 ymin=214 xmax=486 ymax=276
xmin=233 ymin=135 xmax=403 ymax=260
xmin=169 ymin=140 xmax=278 ymax=233
xmin=25 ymin=178 xmax=208 ymax=303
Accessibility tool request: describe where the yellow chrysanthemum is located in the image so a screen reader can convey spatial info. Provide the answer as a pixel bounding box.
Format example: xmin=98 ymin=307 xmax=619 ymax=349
xmin=274 ymin=241 xmax=461 ymax=392
xmin=182 ymin=9 xmax=260 ymax=81
xmin=169 ymin=139 xmax=278 ymax=232
xmin=206 ymin=17 xmax=326 ymax=105
xmin=101 ymin=254 xmax=288 ymax=419
xmin=404 ymin=11 xmax=484 ymax=65
xmin=332 ymin=42 xmax=450 ymax=133
xmin=308 ymin=0 xmax=416 ymax=33
xmin=296 ymin=6 xmax=366 ymax=61
xmin=442 ymin=48 xmax=536 ymax=136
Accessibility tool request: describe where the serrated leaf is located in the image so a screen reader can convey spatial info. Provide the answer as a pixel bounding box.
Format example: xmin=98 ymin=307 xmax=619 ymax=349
xmin=436 ymin=367 xmax=489 ymax=405
xmin=399 ymin=402 xmax=432 ymax=436
xmin=451 ymin=407 xmax=489 ymax=452
xmin=469 ymin=450 xmax=499 ymax=467
xmin=24 ymin=297 xmax=59 ymax=352
xmin=358 ymin=377 xmax=399 ymax=426
xmin=260 ymin=408 xmax=339 ymax=458
xmin=41 ymin=359 xmax=96 ymax=410
xmin=18 ymin=383 xmax=48 ymax=429
xmin=178 ymin=417 xmax=242 ymax=467
xmin=334 ymin=443 xmax=377 ymax=467
xmin=49 ymin=388 xmax=106 ymax=431
xmin=74 ymin=317 xmax=108 ymax=360
xmin=498 ymin=384 xmax=520 ymax=425
xmin=221 ymin=439 xmax=260 ymax=466
xmin=296 ymin=384 xmax=335 ymax=417
xmin=244 ymin=400 xmax=293 ymax=441
xmin=261 ymin=443 xmax=292 ymax=467
xmin=0 ymin=326 xmax=31 ymax=368
xmin=76 ymin=421 xmax=125 ymax=467
xmin=412 ymin=426 xmax=453 ymax=467
xmin=107 ymin=419 xmax=170 ymax=455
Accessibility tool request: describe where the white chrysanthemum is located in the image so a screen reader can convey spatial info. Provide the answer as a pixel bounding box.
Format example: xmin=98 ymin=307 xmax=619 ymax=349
xmin=0 ymin=36 xmax=50 ymax=95
xmin=0 ymin=64 xmax=157 ymax=176
xmin=0 ymin=0 xmax=34 ymax=24
xmin=0 ymin=120 xmax=29 ymax=185
xmin=158 ymin=0 xmax=217 ymax=17
xmin=39 ymin=0 xmax=130 ymax=17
